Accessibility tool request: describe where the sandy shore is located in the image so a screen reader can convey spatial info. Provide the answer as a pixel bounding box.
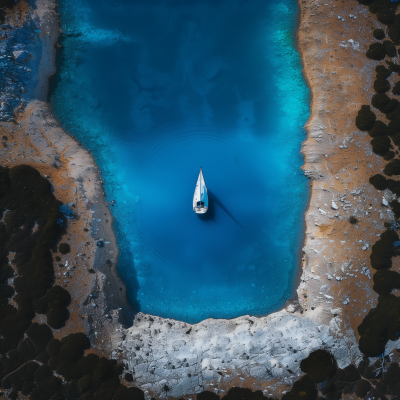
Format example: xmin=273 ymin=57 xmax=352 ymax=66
xmin=1 ymin=0 xmax=397 ymax=398
xmin=298 ymin=0 xmax=390 ymax=339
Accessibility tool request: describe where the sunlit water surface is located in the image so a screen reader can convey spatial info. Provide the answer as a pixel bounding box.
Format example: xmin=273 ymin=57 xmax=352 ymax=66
xmin=50 ymin=0 xmax=310 ymax=323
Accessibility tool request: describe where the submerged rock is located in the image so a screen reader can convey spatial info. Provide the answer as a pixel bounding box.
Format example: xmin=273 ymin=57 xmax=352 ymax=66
xmin=12 ymin=50 xmax=30 ymax=63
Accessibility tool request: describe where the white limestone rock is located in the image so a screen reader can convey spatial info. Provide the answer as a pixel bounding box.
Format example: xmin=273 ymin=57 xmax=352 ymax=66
xmin=115 ymin=311 xmax=361 ymax=398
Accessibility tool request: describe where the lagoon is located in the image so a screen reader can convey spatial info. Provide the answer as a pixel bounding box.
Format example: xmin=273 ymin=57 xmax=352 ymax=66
xmin=50 ymin=0 xmax=310 ymax=323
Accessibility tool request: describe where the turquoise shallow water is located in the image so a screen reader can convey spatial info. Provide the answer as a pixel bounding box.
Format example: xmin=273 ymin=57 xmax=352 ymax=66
xmin=50 ymin=0 xmax=310 ymax=323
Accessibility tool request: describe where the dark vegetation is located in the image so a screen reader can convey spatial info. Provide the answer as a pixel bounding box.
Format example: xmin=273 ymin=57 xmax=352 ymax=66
xmin=367 ymin=42 xmax=387 ymax=60
xmin=59 ymin=243 xmax=71 ymax=254
xmin=355 ymin=0 xmax=400 ymax=363
xmin=355 ymin=105 xmax=376 ymax=131
xmin=373 ymin=28 xmax=386 ymax=40
xmin=349 ymin=216 xmax=358 ymax=224
xmin=383 ymin=158 xmax=400 ymax=175
xmin=370 ymin=135 xmax=391 ymax=155
xmin=370 ymin=229 xmax=399 ymax=270
xmin=299 ymin=349 xmax=337 ymax=383
xmin=358 ymin=295 xmax=400 ymax=356
xmin=369 ymin=173 xmax=400 ymax=195
xmin=374 ymin=65 xmax=392 ymax=93
xmin=384 ymin=40 xmax=397 ymax=58
xmin=0 ymin=166 xmax=146 ymax=400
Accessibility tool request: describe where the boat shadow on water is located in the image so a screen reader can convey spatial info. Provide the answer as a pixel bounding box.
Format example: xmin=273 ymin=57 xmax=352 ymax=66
xmin=198 ymin=190 xmax=244 ymax=229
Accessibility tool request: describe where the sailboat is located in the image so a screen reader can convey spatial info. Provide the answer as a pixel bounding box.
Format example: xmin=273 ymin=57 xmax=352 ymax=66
xmin=193 ymin=167 xmax=208 ymax=214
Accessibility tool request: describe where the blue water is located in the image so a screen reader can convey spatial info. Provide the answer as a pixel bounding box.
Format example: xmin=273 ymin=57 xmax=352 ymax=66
xmin=50 ymin=0 xmax=310 ymax=323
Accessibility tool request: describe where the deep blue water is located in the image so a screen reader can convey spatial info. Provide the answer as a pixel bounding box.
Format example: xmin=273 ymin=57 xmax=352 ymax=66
xmin=50 ymin=0 xmax=310 ymax=323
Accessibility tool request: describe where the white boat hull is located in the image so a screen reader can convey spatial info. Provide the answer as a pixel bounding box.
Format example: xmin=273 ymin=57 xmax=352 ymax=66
xmin=193 ymin=168 xmax=208 ymax=214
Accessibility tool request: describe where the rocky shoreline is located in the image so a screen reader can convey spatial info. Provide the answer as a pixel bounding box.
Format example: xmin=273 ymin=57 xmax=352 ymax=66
xmin=0 ymin=0 xmax=135 ymax=350
xmin=1 ymin=0 xmax=400 ymax=399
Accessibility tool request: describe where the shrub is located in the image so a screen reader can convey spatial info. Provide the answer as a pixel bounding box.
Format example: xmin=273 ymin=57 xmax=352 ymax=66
xmin=387 ymin=116 xmax=400 ymax=137
xmin=374 ymin=78 xmax=391 ymax=93
xmin=356 ymin=0 xmax=374 ymax=5
xmin=113 ymin=385 xmax=145 ymax=400
xmin=373 ymin=270 xmax=400 ymax=295
xmin=46 ymin=339 xmax=61 ymax=357
xmin=373 ymin=28 xmax=385 ymax=40
xmin=366 ymin=42 xmax=387 ymax=60
xmin=370 ymin=136 xmax=391 ymax=155
xmin=349 ymin=216 xmax=358 ymax=224
xmin=46 ymin=307 xmax=70 ymax=330
xmin=386 ymin=178 xmax=400 ymax=196
xmin=383 ymin=158 xmax=400 ymax=175
xmin=387 ymin=60 xmax=400 ymax=74
xmin=300 ymin=349 xmax=337 ymax=383
xmin=356 ymin=105 xmax=376 ymax=131
xmin=358 ymin=294 xmax=400 ymax=356
xmin=370 ymin=229 xmax=399 ymax=270
xmin=369 ymin=173 xmax=388 ymax=192
xmin=393 ymin=81 xmax=400 ymax=96
xmin=389 ymin=14 xmax=400 ymax=45
xmin=281 ymin=375 xmax=318 ymax=400
xmin=383 ymin=150 xmax=395 ymax=160
xmin=334 ymin=364 xmax=361 ymax=382
xmin=368 ymin=121 xmax=389 ymax=137
xmin=371 ymin=93 xmax=390 ymax=110
xmin=34 ymin=285 xmax=71 ymax=314
xmin=48 ymin=333 xmax=90 ymax=375
xmin=58 ymin=243 xmax=70 ymax=254
xmin=377 ymin=9 xmax=396 ymax=25
xmin=376 ymin=65 xmax=392 ymax=79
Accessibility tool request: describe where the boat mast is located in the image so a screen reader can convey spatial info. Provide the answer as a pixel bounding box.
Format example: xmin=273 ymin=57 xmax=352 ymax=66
xmin=200 ymin=167 xmax=202 ymax=204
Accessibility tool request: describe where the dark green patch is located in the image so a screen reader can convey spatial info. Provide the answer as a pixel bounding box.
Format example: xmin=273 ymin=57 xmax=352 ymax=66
xmin=349 ymin=216 xmax=358 ymax=225
xmin=383 ymin=158 xmax=400 ymax=175
xmin=374 ymin=78 xmax=391 ymax=93
xmin=354 ymin=380 xmax=372 ymax=398
xmin=197 ymin=391 xmax=220 ymax=400
xmin=223 ymin=387 xmax=273 ymax=400
xmin=370 ymin=136 xmax=391 ymax=156
xmin=358 ymin=294 xmax=400 ymax=356
xmin=393 ymin=81 xmax=400 ymax=96
xmin=387 ymin=60 xmax=400 ymax=74
xmin=383 ymin=150 xmax=396 ymax=160
xmin=383 ymin=99 xmax=399 ymax=115
xmin=58 ymin=243 xmax=70 ymax=254
xmin=376 ymin=65 xmax=392 ymax=79
xmin=366 ymin=42 xmax=387 ymax=60
xmin=370 ymin=229 xmax=399 ymax=270
xmin=300 ymin=349 xmax=337 ymax=383
xmin=281 ymin=375 xmax=318 ymax=400
xmin=34 ymin=285 xmax=71 ymax=329
xmin=389 ymin=14 xmax=400 ymax=45
xmin=373 ymin=28 xmax=385 ymax=40
xmin=373 ymin=269 xmax=400 ymax=295
xmin=386 ymin=178 xmax=400 ymax=196
xmin=113 ymin=385 xmax=146 ymax=400
xmin=371 ymin=93 xmax=391 ymax=112
xmin=369 ymin=121 xmax=389 ymax=137
xmin=355 ymin=105 xmax=376 ymax=131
